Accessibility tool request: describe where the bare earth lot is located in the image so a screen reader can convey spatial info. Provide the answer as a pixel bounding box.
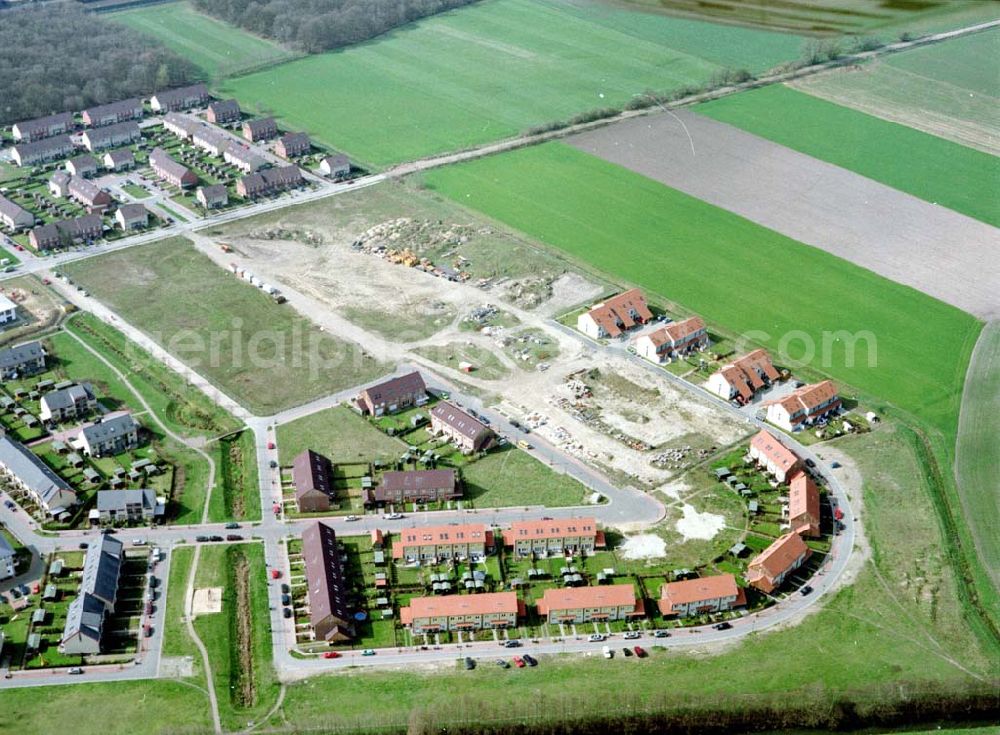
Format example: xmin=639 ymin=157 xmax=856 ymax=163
xmin=568 ymin=110 xmax=1000 ymax=319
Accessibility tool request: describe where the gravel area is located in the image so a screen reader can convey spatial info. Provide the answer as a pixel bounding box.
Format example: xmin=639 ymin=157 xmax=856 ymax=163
xmin=568 ymin=110 xmax=1000 ymax=319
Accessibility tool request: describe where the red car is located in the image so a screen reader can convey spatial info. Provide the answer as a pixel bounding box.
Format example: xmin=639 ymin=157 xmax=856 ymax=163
xmin=633 ymin=646 xmax=646 ymax=658
xmin=267 ymin=442 xmax=276 ymax=450
xmin=512 ymin=656 xmax=525 ymax=668
xmin=323 ymin=651 xmax=341 ymax=659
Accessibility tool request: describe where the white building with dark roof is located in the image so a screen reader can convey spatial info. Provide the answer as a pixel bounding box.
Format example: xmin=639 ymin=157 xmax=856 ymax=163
xmin=0 ymin=434 xmax=77 ymax=516
xmin=0 ymin=195 xmax=34 ymax=232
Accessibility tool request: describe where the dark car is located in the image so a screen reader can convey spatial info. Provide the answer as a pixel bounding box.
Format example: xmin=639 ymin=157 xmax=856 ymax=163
xmin=712 ymin=622 xmax=732 ymax=631
xmin=196 ymin=535 xmax=209 ymax=543
xmin=148 ymin=576 xmax=159 ymax=589
xmin=495 ymin=659 xmax=510 ymax=669
xmin=281 ymin=594 xmax=291 ymax=606
xmin=209 ymin=535 xmax=224 ymax=542
xmin=805 ymin=458 xmax=816 ymax=468
xmin=622 ymin=647 xmax=633 ymax=657
xmin=225 ymin=522 xmax=240 ymax=529
xmin=800 ymin=585 xmax=814 ymax=596
xmin=283 ymin=607 xmax=292 ymax=618
xmin=281 ymin=583 xmax=290 ymax=594
xmin=464 ymin=657 xmax=475 ymax=670
xmin=503 ymin=640 xmax=521 ymax=648
xmin=653 ymin=630 xmax=671 ymax=638
xmin=522 ymin=654 xmax=537 ymax=667
xmin=78 ymin=542 xmax=89 ymax=550
xmin=269 ymin=460 xmax=278 ymax=469
xmin=226 ymin=534 xmax=242 ymax=541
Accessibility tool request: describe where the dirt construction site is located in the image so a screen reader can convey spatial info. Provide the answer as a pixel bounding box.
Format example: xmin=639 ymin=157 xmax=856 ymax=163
xmin=202 ymin=189 xmax=748 ymax=493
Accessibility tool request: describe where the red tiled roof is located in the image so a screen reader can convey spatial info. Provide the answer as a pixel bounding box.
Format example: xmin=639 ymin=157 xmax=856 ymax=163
xmin=719 ymin=349 xmax=780 ymax=401
xmin=503 ymin=518 xmax=598 ymax=545
xmin=750 ymin=430 xmax=800 ymax=473
xmin=775 ymin=380 xmax=839 ymax=415
xmin=659 ymin=573 xmax=739 ymax=607
xmin=584 ymin=288 xmax=653 ymax=337
xmin=788 ymin=472 xmax=820 ymax=536
xmin=536 ymin=584 xmax=639 ymax=615
xmin=400 ymin=592 xmax=519 ymax=622
xmin=748 ymin=533 xmax=810 ymax=588
xmin=644 ymin=316 xmax=705 ymax=347
xmin=393 ymin=523 xmax=490 ymax=558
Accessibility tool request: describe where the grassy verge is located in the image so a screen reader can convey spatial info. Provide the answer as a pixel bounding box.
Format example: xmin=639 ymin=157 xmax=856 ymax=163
xmin=209 ymin=429 xmax=261 ymax=523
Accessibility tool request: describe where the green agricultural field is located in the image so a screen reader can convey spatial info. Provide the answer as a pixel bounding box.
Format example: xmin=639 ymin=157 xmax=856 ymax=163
xmin=61 ymin=237 xmax=387 ymax=415
xmin=424 ymin=144 xmax=982 ymax=442
xmin=695 ymin=84 xmax=1000 ymax=227
xmin=109 ymin=0 xmax=295 ymax=78
xmin=792 ymin=29 xmax=1000 ymax=154
xmin=955 ymin=321 xmax=1000 ymax=593
xmin=221 ymin=0 xmax=805 ymax=166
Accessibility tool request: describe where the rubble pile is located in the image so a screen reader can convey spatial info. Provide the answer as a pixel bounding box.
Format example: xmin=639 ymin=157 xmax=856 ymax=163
xmin=247 ymin=226 xmax=324 ymax=245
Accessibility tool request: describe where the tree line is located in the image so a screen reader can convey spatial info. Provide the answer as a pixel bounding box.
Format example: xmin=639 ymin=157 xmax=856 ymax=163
xmin=189 ymin=0 xmax=480 ymax=53
xmin=0 ymin=2 xmax=199 ymax=126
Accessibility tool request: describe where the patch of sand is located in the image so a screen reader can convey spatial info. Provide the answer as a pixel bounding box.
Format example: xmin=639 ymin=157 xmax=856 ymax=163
xmin=192 ymin=587 xmax=223 ymax=615
xmin=675 ymin=503 xmax=725 ymax=541
xmin=620 ymin=533 xmax=667 ymax=560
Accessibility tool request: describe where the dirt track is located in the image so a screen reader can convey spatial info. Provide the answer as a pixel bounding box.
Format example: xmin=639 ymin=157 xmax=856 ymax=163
xmin=568 ymin=110 xmax=1000 ymax=319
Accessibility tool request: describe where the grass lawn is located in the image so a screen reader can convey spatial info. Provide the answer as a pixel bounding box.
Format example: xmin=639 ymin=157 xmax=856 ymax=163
xmin=109 ymin=0 xmax=295 ymax=79
xmin=461 ymin=446 xmax=589 ymax=508
xmin=423 ymin=143 xmax=983 ymax=444
xmin=161 ymin=546 xmax=197 ymax=660
xmin=64 ymin=313 xmax=243 ymax=439
xmin=220 ymin=0 xmax=805 ymax=166
xmin=61 ymin=237 xmax=387 ymax=415
xmin=954 ymin=321 xmax=1000 ymax=592
xmin=192 ymin=542 xmax=279 ymax=730
xmin=268 ymin=422 xmax=997 ymax=733
xmin=791 ymin=29 xmax=1000 ymax=154
xmin=695 ymin=84 xmax=1000 ymax=227
xmin=277 ymin=405 xmax=405 ymax=464
xmin=120 ymin=183 xmax=151 ymax=200
xmin=210 ymin=429 xmax=261 ymax=523
xmin=0 ymin=680 xmax=212 ymax=735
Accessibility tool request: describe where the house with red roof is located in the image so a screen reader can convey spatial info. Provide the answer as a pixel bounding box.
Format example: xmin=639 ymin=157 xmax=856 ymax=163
xmin=400 ymin=592 xmax=522 ymax=634
xmin=633 ymin=316 xmax=709 ymax=364
xmin=503 ymin=518 xmax=604 ymax=557
xmin=536 ymin=584 xmax=644 ymax=624
xmin=747 ymin=532 xmax=811 ymax=594
xmin=576 ymin=289 xmax=653 ymax=339
xmin=787 ymin=472 xmax=821 ymax=538
xmin=392 ymin=523 xmax=492 ymax=562
xmin=748 ymin=429 xmax=801 ymax=484
xmin=765 ymin=380 xmax=841 ymax=432
xmin=706 ymin=349 xmax=781 ymax=404
xmin=658 ymin=573 xmax=746 ymax=617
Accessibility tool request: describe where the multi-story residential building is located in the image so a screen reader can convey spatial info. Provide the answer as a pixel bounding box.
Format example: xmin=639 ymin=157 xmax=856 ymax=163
xmin=71 ymin=412 xmax=139 ymax=457
xmin=276 ymin=132 xmax=310 ymax=158
xmin=236 ymin=165 xmax=302 ymax=198
xmin=66 ymin=154 xmax=99 ymax=178
xmin=503 ymin=518 xmax=603 ymax=557
xmin=429 ymin=401 xmax=494 ymax=453
xmin=747 ymin=532 xmax=811 ymax=594
xmin=0 ymin=534 xmax=15 ymax=580
xmin=68 ymin=177 xmax=112 ymax=213
xmin=242 ymin=117 xmax=277 ymax=142
xmin=302 ymin=523 xmax=355 ymax=642
xmin=224 ymin=144 xmax=268 ymax=173
xmin=95 ymin=489 xmax=163 ymax=525
xmin=788 ymin=472 xmax=821 ymax=538
xmin=392 ymin=523 xmax=492 ymax=563
xmin=39 ymin=383 xmax=97 ymax=422
xmin=0 ymin=294 xmax=16 ymax=325
xmin=748 ymin=429 xmax=801 ymax=484
xmin=60 ymin=535 xmax=123 ymax=655
xmin=11 ymin=135 xmax=74 ymax=166
xmin=765 ymin=380 xmax=841 ymax=432
xmin=576 ymin=288 xmax=653 ymax=339
xmin=634 ymin=316 xmax=709 ymax=364
xmin=103 ymin=148 xmax=135 ymax=172
xmin=82 ymin=98 xmax=143 ymax=127
xmin=150 ymin=84 xmax=210 ymax=112
xmin=0 ymin=434 xmax=76 ymax=516
xmin=365 ymin=469 xmax=460 ymax=507
xmin=12 ymin=112 xmax=74 ymax=142
xmin=658 ymin=573 xmax=746 ymax=617
xmin=48 ymin=171 xmax=72 ymax=199
xmin=206 ymin=99 xmax=241 ymax=125
xmin=356 ymin=371 xmax=427 ymax=416
xmin=191 ymin=125 xmax=231 ymax=157
xmin=536 ymin=584 xmax=644 ymax=624
xmin=149 ymin=148 xmax=198 ymax=189
xmin=0 ymin=195 xmax=34 ymax=232
xmin=400 ymin=592 xmax=521 ymax=634
xmin=706 ymin=348 xmax=781 ymax=404
xmin=292 ymin=449 xmax=336 ymax=513
xmin=115 ymin=203 xmax=149 ymax=231
xmin=81 ymin=121 xmax=142 ymax=152
xmin=196 ymin=184 xmax=229 ymax=209
xmin=319 ymin=155 xmax=350 ymax=178
xmin=162 ymin=112 xmax=198 ymax=139
xmin=0 ymin=341 xmax=46 ymax=379
xmin=30 ymin=216 xmax=104 ymax=250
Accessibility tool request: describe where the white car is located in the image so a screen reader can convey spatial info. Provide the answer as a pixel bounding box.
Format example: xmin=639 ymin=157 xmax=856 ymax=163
xmin=344 ymin=515 xmax=360 ymax=522
xmin=588 ymin=634 xmax=606 ymax=643
xmin=602 ymin=646 xmax=613 ymax=659
xmin=132 ymin=539 xmax=147 ymax=546
xmin=623 ymin=631 xmax=641 ymax=640
xmin=383 ymin=513 xmax=404 ymax=520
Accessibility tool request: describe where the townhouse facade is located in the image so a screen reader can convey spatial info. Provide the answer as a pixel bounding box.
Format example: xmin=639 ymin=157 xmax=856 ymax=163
xmin=634 ymin=316 xmax=709 ymax=364
xmin=61 ymin=535 xmax=123 ymax=655
xmin=766 ymin=380 xmax=841 ymax=432
xmin=503 ymin=518 xmax=603 ymax=557
xmin=82 ymin=98 xmax=143 ymax=127
xmin=150 ymin=84 xmax=210 ymax=112
xmin=365 ymin=469 xmax=460 ymax=507
xmin=658 ymin=573 xmax=746 ymax=617
xmin=577 ymin=288 xmax=654 ymax=339
xmin=81 ymin=121 xmax=142 ymax=152
xmin=747 ymin=532 xmax=811 ymax=594
xmin=536 ymin=584 xmax=644 ymax=624
xmin=11 ymin=135 xmax=74 ymax=166
xmin=95 ymin=488 xmax=163 ymax=525
xmin=400 ymin=592 xmax=521 ymax=634
xmin=302 ymin=523 xmax=355 ymax=642
xmin=0 ymin=195 xmax=34 ymax=231
xmin=788 ymin=471 xmax=821 ymax=538
xmin=12 ymin=112 xmax=74 ymax=142
xmin=392 ymin=523 xmax=492 ymax=563
xmin=0 ymin=341 xmax=46 ymax=379
xmin=292 ymin=449 xmax=336 ymax=513
xmin=0 ymin=434 xmax=77 ymax=516
xmin=429 ymin=401 xmax=494 ymax=453
xmin=356 ymin=371 xmax=427 ymax=416
xmin=706 ymin=348 xmax=781 ymax=404
xmin=748 ymin=429 xmax=801 ymax=484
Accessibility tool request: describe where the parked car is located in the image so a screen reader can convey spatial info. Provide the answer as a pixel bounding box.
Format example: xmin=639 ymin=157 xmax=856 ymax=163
xmin=512 ymin=656 xmax=525 ymax=668
xmin=602 ymin=646 xmax=613 ymax=659
xmin=522 ymin=654 xmax=537 ymax=667
xmin=495 ymin=659 xmax=510 ymax=669
xmin=281 ymin=583 xmax=290 ymax=594
xmin=132 ymin=538 xmax=146 ymax=546
xmin=196 ymin=535 xmax=209 ymax=543
xmin=464 ymin=657 xmax=475 ymax=670
xmin=805 ymin=458 xmax=816 ymax=468
xmin=652 ymin=630 xmax=671 ymax=638
xmin=281 ymin=594 xmax=291 ymax=606
xmin=621 ymin=647 xmax=633 ymax=657
xmin=148 ymin=576 xmax=159 ymax=589
xmin=383 ymin=513 xmax=403 ymax=520
xmin=345 ymin=515 xmax=360 ymax=522
xmin=145 ymin=600 xmax=153 ymax=615
xmin=623 ymin=631 xmax=640 ymax=640
xmin=503 ymin=639 xmax=522 ymax=648
xmin=269 ymin=460 xmax=278 ymax=469
xmin=361 ymin=649 xmax=376 ymax=656
xmin=209 ymin=535 xmax=224 ymax=542
xmin=712 ymin=622 xmax=732 ymax=631
xmin=144 ymin=624 xmax=153 ymax=638
xmin=800 ymin=585 xmax=814 ymax=596
xmin=323 ymin=651 xmax=341 ymax=659
xmin=283 ymin=607 xmax=292 ymax=618
xmin=67 ymin=667 xmax=84 ymax=675
xmin=226 ymin=534 xmax=242 ymax=542
xmin=633 ymin=646 xmax=646 ymax=658
xmin=225 ymin=523 xmax=240 ymax=529
xmin=267 ymin=442 xmax=275 ymax=450
xmin=588 ymin=634 xmax=606 ymax=643
xmin=78 ymin=542 xmax=89 ymax=550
